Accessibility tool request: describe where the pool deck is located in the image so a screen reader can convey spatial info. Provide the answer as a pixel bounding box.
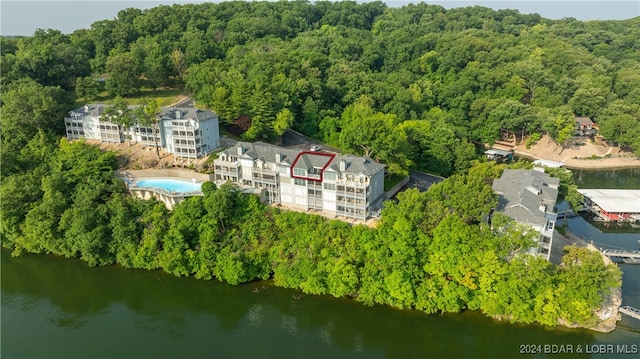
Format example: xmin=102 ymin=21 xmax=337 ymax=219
xmin=118 ymin=169 xmax=211 ymax=209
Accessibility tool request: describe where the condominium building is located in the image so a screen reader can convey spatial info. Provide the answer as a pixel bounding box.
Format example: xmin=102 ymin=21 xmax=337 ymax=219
xmin=492 ymin=169 xmax=560 ymax=261
xmin=214 ymin=142 xmax=386 ymax=220
xmin=64 ymin=104 xmax=220 ymax=159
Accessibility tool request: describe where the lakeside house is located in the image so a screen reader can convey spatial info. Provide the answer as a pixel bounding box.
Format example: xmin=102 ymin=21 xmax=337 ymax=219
xmin=492 ymin=169 xmax=560 ymax=261
xmin=575 ymin=116 xmax=595 ymax=137
xmin=214 ymin=142 xmax=385 ymax=220
xmin=64 ymin=104 xmax=220 ymax=159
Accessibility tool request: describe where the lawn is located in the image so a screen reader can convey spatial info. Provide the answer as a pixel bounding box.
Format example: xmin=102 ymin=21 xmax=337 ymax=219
xmin=75 ymin=82 xmax=188 ymax=108
xmin=384 ymin=173 xmax=407 ymax=192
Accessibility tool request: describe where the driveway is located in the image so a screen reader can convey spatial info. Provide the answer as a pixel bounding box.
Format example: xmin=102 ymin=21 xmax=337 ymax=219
xmin=401 ymin=170 xmax=444 ymax=193
xmin=281 ymin=129 xmax=341 ymax=153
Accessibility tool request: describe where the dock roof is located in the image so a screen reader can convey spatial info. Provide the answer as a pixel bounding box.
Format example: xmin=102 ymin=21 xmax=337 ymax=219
xmin=578 ymin=189 xmax=640 ymax=213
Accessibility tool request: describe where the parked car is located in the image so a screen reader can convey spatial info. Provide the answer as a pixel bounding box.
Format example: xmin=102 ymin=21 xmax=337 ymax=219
xmin=310 ymin=145 xmax=321 ymax=151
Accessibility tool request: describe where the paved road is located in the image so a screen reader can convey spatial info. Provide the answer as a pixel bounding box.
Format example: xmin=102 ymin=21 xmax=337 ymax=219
xmin=281 ymin=129 xmax=341 ymax=153
xmin=401 ymin=170 xmax=444 ymax=193
xmin=172 ymin=96 xmax=194 ymax=108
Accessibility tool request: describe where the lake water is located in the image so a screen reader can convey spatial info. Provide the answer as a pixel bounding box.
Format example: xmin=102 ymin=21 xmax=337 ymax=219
xmin=2 ymin=168 xmax=639 ymax=358
xmin=572 ymin=168 xmax=640 ymax=190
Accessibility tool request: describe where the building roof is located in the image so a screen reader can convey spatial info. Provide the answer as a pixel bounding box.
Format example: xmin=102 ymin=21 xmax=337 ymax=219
xmin=327 ymin=154 xmax=385 ymax=176
xmin=492 ymin=169 xmax=560 ymax=227
xmin=293 ymin=152 xmax=334 ymax=172
xmin=575 ymin=116 xmax=594 ymax=125
xmin=532 ymin=159 xmax=565 ymax=168
xmin=485 ymin=149 xmax=513 ymax=156
xmin=223 ymin=142 xmax=385 ymax=176
xmin=159 ymin=107 xmax=217 ymax=122
xmin=231 ymin=141 xmax=300 ymax=165
xmin=578 ymin=189 xmax=640 ymax=213
xmin=70 ymin=104 xmax=107 ymax=116
xmin=71 ymin=104 xmax=216 ymax=122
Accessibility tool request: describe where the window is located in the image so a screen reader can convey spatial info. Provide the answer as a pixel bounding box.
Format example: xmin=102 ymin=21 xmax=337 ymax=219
xmin=324 ymin=183 xmax=336 ymax=191
xmin=293 ymin=168 xmax=306 ymax=176
xmin=324 ymin=172 xmax=336 ymax=181
xmin=278 ymin=166 xmax=289 ymax=174
xmin=294 ymin=178 xmax=306 ymax=186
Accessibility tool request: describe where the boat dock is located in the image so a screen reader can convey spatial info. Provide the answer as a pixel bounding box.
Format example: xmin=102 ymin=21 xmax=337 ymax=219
xmin=578 ymin=189 xmax=640 ymax=223
xmin=619 ymin=306 xmax=640 ymax=321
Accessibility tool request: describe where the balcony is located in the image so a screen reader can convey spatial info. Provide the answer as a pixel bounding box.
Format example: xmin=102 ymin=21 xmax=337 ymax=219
xmin=214 ymin=163 xmax=239 ymax=176
xmin=336 ymin=178 xmax=368 ymax=188
xmin=252 ymin=173 xmax=276 ymax=184
xmin=252 ymin=167 xmax=276 ymax=176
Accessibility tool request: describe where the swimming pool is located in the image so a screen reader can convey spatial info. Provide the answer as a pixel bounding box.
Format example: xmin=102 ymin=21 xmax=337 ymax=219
xmin=134 ymin=178 xmax=202 ymax=193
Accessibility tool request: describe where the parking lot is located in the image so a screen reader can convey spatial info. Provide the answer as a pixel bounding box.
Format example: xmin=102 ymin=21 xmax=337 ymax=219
xmin=281 ymin=129 xmax=341 ymax=153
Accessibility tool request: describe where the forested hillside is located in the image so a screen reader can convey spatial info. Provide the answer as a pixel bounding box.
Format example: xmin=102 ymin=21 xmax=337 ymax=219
xmin=0 ymin=137 xmax=622 ymax=328
xmin=0 ymin=1 xmax=628 ymax=330
xmin=2 ymin=1 xmax=639 ymax=177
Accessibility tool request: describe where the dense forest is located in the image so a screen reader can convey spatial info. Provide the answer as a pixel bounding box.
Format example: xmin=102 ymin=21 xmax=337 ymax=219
xmin=0 ymin=1 xmax=628 ymax=328
xmin=1 ymin=1 xmax=639 ymax=177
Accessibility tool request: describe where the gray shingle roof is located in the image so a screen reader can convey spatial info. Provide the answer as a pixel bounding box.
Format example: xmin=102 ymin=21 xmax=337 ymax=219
xmin=230 ymin=141 xmax=300 ymax=166
xmin=492 ymin=169 xmax=559 ymax=227
xmin=159 ymin=107 xmax=217 ymax=122
xmin=328 ymin=154 xmax=385 ymax=176
xmin=222 ymin=142 xmax=385 ymax=175
xmin=70 ymin=104 xmax=106 ymax=116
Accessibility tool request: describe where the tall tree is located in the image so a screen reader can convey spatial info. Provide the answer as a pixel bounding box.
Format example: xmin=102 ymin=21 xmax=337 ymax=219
xmin=135 ymin=98 xmax=161 ymax=159
xmin=106 ymin=52 xmax=140 ymax=97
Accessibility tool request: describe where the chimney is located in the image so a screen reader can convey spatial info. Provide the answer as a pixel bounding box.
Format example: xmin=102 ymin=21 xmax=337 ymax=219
xmin=539 ymin=204 xmax=547 ymax=213
xmin=84 ymin=105 xmax=89 ymax=112
xmin=237 ymin=146 xmax=244 ymax=156
xmin=275 ymin=152 xmax=283 ymax=162
xmin=175 ymin=110 xmax=181 ymax=119
xmin=339 ymin=159 xmax=346 ymax=172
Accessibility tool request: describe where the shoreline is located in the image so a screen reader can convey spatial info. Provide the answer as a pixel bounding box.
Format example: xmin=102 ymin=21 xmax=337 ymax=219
xmin=514 ymin=150 xmax=640 ymax=170
xmin=555 ymin=228 xmax=623 ymax=333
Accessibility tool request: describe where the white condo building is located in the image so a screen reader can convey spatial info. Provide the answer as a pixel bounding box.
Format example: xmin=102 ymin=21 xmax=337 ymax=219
xmin=64 ymin=104 xmax=220 ymax=159
xmin=214 ymin=142 xmax=386 ymax=220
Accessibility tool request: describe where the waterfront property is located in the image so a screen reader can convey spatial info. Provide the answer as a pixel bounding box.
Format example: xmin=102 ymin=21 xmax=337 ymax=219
xmin=64 ymin=104 xmax=220 ymax=159
xmin=213 ymin=141 xmax=385 ymax=220
xmin=575 ymin=116 xmax=596 ymax=137
xmin=578 ymin=189 xmax=640 ymax=223
xmin=492 ymin=169 xmax=560 ymax=261
xmin=484 ymin=148 xmax=513 ymax=162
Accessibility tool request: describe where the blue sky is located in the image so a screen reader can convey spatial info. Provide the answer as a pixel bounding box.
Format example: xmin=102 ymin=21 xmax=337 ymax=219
xmin=1 ymin=1 xmax=639 ymax=36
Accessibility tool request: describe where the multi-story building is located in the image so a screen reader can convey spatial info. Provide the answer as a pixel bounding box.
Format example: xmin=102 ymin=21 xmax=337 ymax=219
xmin=64 ymin=104 xmax=219 ymax=159
xmin=214 ymin=141 xmax=386 ymax=220
xmin=491 ymin=169 xmax=560 ymax=261
xmin=158 ymin=107 xmax=220 ymax=159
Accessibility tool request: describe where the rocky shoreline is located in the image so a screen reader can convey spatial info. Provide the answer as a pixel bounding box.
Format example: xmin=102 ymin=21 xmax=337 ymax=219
xmin=556 ymin=230 xmax=623 ymax=333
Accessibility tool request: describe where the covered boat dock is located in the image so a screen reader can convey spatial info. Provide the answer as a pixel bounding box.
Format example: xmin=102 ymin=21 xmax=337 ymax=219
xmin=578 ymin=189 xmax=640 ymax=222
xmin=484 ymin=148 xmax=513 ymax=162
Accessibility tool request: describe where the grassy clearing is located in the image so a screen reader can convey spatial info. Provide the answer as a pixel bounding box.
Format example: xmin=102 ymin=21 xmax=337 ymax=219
xmin=384 ymin=173 xmax=406 ymax=192
xmin=75 ymin=83 xmax=187 ymax=108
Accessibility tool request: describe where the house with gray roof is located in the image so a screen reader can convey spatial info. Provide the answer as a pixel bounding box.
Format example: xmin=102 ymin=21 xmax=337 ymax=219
xmin=64 ymin=104 xmax=219 ymax=159
xmin=214 ymin=142 xmax=386 ymax=220
xmin=492 ymin=169 xmax=560 ymax=261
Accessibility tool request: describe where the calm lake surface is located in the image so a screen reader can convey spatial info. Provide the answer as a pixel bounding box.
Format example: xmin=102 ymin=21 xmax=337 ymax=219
xmin=2 ymin=169 xmax=639 ymax=358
